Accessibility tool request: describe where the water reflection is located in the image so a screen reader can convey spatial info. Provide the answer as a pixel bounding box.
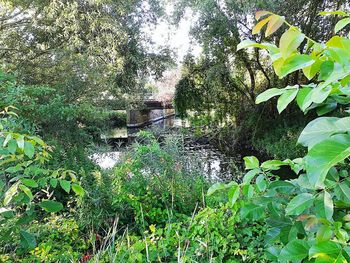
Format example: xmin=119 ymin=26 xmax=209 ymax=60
xmin=92 ymin=116 xmax=241 ymax=181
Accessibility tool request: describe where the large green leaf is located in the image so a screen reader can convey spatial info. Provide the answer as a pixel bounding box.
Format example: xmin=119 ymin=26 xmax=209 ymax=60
xmin=334 ymin=183 xmax=350 ymax=204
xmin=72 ymin=184 xmax=85 ymax=196
xmin=237 ymin=40 xmax=278 ymax=52
xmin=314 ymin=191 xmax=333 ymax=220
xmin=24 ymin=141 xmax=35 ymax=158
xmin=59 ymin=179 xmax=71 ymax=193
xmin=207 ymin=182 xmax=228 ymax=196
xmin=279 ymin=239 xmax=310 ymax=262
xmin=305 ymin=134 xmax=350 ymax=188
xmin=298 ymin=117 xmax=350 ymax=149
xmin=277 ymin=86 xmax=299 ymax=113
xmin=279 ymin=29 xmax=305 ymax=58
xmin=285 ymin=193 xmax=314 ymax=215
xmin=240 ymin=203 xmax=264 ymax=220
xmin=255 ymin=88 xmax=284 ymax=104
xmin=242 ymin=169 xmax=260 ymax=185
xmin=279 ymin=54 xmax=315 ymax=78
xmin=21 ymin=178 xmax=38 ymax=188
xmin=309 ymin=241 xmax=342 ymax=260
xmin=243 ymin=156 xmax=260 ymax=169
xmin=228 ymin=184 xmax=240 ymax=206
xmin=296 ymin=87 xmax=313 ymax=111
xmin=39 ymin=200 xmax=63 ymax=213
xmin=20 ymin=230 xmax=36 ymax=250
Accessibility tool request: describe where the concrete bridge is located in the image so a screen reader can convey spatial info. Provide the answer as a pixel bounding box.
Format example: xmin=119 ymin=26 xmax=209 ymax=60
xmin=127 ymin=98 xmax=175 ymax=128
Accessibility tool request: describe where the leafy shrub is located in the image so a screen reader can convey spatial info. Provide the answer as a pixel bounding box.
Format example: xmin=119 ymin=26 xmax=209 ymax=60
xmin=93 ymin=205 xmax=267 ymax=262
xmin=111 ymin=131 xmax=209 ymax=231
xmin=0 ymin=107 xmax=84 ymax=256
xmin=210 ymin=10 xmax=350 ymax=262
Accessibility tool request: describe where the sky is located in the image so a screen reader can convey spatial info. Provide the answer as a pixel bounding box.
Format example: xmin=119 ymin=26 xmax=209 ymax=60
xmin=143 ymin=5 xmax=202 ymax=63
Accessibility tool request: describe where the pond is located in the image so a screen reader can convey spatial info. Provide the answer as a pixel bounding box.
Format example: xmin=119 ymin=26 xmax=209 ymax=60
xmin=91 ymin=115 xmax=245 ymax=182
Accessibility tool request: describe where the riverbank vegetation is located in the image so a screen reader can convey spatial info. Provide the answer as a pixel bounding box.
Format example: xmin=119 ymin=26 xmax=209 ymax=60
xmin=2 ymin=0 xmax=350 ymax=262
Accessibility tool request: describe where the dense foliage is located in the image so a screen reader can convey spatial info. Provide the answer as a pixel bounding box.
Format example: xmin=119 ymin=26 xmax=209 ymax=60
xmin=209 ymin=10 xmax=350 ymax=262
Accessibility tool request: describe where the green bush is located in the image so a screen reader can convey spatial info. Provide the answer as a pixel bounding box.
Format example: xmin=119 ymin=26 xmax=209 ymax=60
xmin=93 ymin=205 xmax=267 ymax=262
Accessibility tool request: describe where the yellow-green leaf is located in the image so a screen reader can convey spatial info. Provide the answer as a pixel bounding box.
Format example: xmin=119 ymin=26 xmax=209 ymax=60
xmin=252 ymin=15 xmax=272 ymax=34
xmin=279 ymin=29 xmax=305 ymax=58
xmin=265 ymin=15 xmax=285 ymax=37
xmin=335 ymin=17 xmax=350 ymax=33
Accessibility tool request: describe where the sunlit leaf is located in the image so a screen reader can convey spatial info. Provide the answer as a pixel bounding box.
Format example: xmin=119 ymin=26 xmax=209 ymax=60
xmin=265 ymin=15 xmax=285 ymax=37
xmin=277 ymin=86 xmax=299 ymax=113
xmin=305 ymin=134 xmax=350 ymax=188
xmin=279 ymin=29 xmax=305 ymax=58
xmin=256 ymin=88 xmax=284 ymax=104
xmin=335 ymin=18 xmax=350 ymax=33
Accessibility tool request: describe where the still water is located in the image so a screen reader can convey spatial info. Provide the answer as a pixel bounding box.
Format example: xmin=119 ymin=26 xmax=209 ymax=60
xmin=91 ymin=116 xmax=243 ymax=182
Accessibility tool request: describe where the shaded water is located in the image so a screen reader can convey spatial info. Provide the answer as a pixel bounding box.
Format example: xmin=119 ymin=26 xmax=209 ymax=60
xmin=91 ymin=116 xmax=243 ymax=182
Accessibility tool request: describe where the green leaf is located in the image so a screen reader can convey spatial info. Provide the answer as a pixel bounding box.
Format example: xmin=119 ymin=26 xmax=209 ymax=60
xmin=302 ymin=59 xmax=322 ymax=80
xmin=255 ymin=88 xmax=284 ymax=104
xmin=50 ymin=178 xmax=58 ymax=188
xmin=16 ymin=135 xmax=24 ymax=150
xmin=256 ymin=175 xmax=267 ymax=192
xmin=242 ymin=169 xmax=260 ymax=185
xmin=19 ymin=185 xmax=33 ymax=201
xmin=3 ymin=182 xmax=19 ymax=205
xmin=207 ymin=182 xmax=227 ymax=196
xmin=24 ymin=141 xmax=35 ymax=158
xmin=335 ymin=17 xmax=350 ymax=33
xmin=228 ymin=184 xmax=240 ymax=206
xmin=334 ymin=183 xmax=350 ymax=204
xmin=20 ymin=230 xmax=36 ymax=250
xmin=59 ymin=180 xmax=71 ymax=193
xmin=305 ymin=134 xmax=350 ymax=188
xmin=296 ymin=87 xmax=313 ymax=111
xmin=316 ymin=225 xmax=333 ymax=242
xmin=21 ymin=178 xmax=38 ymax=188
xmin=279 ymin=29 xmax=305 ymax=58
xmin=279 ymin=240 xmax=310 ymax=262
xmin=315 ymin=191 xmax=334 ymax=220
xmin=280 ymin=54 xmax=315 ymax=78
xmin=323 ymin=191 xmax=334 ymax=221
xmin=261 ymin=159 xmax=288 ymax=170
xmin=3 ymin=133 xmax=12 ymax=146
xmin=72 ymin=184 xmax=85 ymax=196
xmin=277 ymin=86 xmax=299 ymax=113
xmin=39 ymin=200 xmax=63 ymax=213
xmin=243 ymin=156 xmax=259 ymax=169
xmin=309 ymin=241 xmax=342 ymax=260
xmin=285 ymin=193 xmax=314 ymax=215
xmin=298 ymin=117 xmax=350 ymax=149
xmin=319 ymin=11 xmax=348 ymax=16
xmin=240 ymin=203 xmax=264 ymax=220
xmin=7 ymin=139 xmax=17 ymax=154
xmin=242 ymin=184 xmax=254 ymax=198
xmin=319 ymin=61 xmax=334 ymax=81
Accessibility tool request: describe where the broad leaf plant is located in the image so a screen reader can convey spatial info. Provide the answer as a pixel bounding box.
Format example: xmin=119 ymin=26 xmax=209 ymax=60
xmin=209 ymin=10 xmax=350 ymax=262
xmin=0 ymin=106 xmax=84 ymax=251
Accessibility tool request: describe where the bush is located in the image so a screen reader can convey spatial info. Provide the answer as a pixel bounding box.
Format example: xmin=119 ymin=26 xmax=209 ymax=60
xmin=93 ymin=205 xmax=267 ymax=262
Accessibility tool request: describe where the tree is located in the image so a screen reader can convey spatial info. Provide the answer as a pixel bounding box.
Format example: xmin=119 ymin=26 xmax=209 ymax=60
xmin=0 ymin=0 xmax=172 ymax=108
xmin=172 ymin=0 xmax=348 ymax=121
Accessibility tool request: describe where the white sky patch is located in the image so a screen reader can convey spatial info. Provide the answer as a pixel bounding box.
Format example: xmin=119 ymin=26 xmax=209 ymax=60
xmin=143 ymin=6 xmax=202 ymax=63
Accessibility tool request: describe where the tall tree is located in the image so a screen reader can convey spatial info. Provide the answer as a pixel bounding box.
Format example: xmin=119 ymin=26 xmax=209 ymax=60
xmin=0 ymin=0 xmax=172 ymax=108
xmin=173 ymin=0 xmax=348 ymax=121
